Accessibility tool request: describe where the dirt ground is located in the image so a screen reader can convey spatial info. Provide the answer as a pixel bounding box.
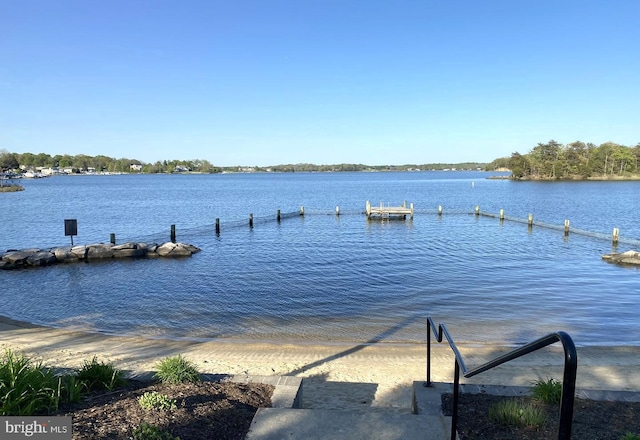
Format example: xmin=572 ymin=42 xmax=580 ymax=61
xmin=56 ymin=380 xmax=273 ymax=440
xmin=442 ymin=393 xmax=640 ymax=440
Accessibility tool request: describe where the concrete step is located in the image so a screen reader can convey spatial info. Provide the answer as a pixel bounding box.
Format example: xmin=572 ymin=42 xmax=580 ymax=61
xmin=245 ymin=408 xmax=453 ymax=440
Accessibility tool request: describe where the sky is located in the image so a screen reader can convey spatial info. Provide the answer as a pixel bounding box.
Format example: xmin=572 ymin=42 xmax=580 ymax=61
xmin=1 ymin=1 xmax=639 ymax=167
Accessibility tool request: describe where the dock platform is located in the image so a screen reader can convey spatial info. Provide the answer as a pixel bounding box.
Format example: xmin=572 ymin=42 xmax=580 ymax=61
xmin=366 ymin=201 xmax=414 ymax=220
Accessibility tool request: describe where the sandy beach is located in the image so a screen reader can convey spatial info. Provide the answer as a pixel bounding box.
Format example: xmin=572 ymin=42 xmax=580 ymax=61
xmin=2 ymin=315 xmax=640 ymax=411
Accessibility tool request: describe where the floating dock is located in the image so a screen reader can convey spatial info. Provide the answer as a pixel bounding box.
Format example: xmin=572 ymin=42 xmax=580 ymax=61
xmin=366 ymin=200 xmax=414 ymax=220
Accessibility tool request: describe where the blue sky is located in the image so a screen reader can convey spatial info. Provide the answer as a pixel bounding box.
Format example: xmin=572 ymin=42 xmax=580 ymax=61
xmin=2 ymin=1 xmax=639 ymax=166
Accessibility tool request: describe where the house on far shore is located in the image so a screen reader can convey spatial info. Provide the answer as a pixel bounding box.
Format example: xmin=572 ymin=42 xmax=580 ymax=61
xmin=130 ymin=164 xmax=143 ymax=172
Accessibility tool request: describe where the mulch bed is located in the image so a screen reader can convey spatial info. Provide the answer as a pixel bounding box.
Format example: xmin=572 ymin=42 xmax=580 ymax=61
xmin=442 ymin=393 xmax=640 ymax=440
xmin=56 ymin=380 xmax=274 ymax=439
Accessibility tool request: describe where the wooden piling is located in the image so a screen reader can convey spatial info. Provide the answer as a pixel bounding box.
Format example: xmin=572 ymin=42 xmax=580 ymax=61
xmin=336 ymin=206 xmax=340 ymax=216
xmin=215 ymin=218 xmax=220 ymax=235
xmin=613 ymin=228 xmax=620 ymax=245
xmin=528 ymin=214 xmax=533 ymax=227
xmin=499 ymin=209 xmax=504 ymax=221
xmin=277 ymin=209 xmax=281 ymax=222
xmin=249 ymin=214 xmax=253 ymax=228
xmin=170 ymin=224 xmax=176 ymax=243
xmin=475 ymin=205 xmax=480 ymax=216
xmin=564 ymin=220 xmax=570 ymax=236
xmin=300 ymin=206 xmax=305 ymax=216
xmin=110 ymin=233 xmax=116 ymax=245
xmin=438 ymin=205 xmax=443 ymax=216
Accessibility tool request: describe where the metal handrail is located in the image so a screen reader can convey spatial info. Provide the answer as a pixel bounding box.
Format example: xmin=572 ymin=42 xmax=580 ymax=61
xmin=426 ymin=317 xmax=577 ymax=440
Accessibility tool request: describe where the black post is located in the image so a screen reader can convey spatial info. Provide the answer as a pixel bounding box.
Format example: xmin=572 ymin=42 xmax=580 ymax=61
xmin=558 ymin=332 xmax=578 ymax=440
xmin=277 ymin=209 xmax=281 ymax=222
xmin=427 ymin=325 xmax=432 ymax=386
xmin=215 ymin=218 xmax=220 ymax=235
xmin=170 ymin=224 xmax=176 ymax=243
xmin=110 ymin=233 xmax=116 ymax=245
xmin=249 ymin=214 xmax=253 ymax=228
xmin=451 ymin=360 xmax=460 ymax=440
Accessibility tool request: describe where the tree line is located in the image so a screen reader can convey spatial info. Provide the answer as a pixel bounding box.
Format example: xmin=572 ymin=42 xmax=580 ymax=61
xmin=0 ymin=149 xmax=486 ymax=174
xmin=487 ymin=140 xmax=640 ymax=180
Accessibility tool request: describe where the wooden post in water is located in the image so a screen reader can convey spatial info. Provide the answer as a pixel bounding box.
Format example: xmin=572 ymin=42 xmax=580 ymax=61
xmin=499 ymin=209 xmax=505 ymax=221
xmin=528 ymin=214 xmax=533 ymax=227
xmin=277 ymin=209 xmax=281 ymax=222
xmin=475 ymin=205 xmax=480 ymax=216
xmin=336 ymin=206 xmax=340 ymax=216
xmin=300 ymin=206 xmax=305 ymax=216
xmin=110 ymin=233 xmax=116 ymax=245
xmin=438 ymin=205 xmax=443 ymax=216
xmin=564 ymin=220 xmax=570 ymax=236
xmin=249 ymin=214 xmax=253 ymax=228
xmin=410 ymin=203 xmax=414 ymax=220
xmin=170 ymin=224 xmax=176 ymax=243
xmin=613 ymin=228 xmax=620 ymax=245
xmin=215 ymin=218 xmax=220 ymax=235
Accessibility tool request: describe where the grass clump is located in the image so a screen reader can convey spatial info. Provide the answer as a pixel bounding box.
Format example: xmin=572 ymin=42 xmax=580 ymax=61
xmin=154 ymin=355 xmax=200 ymax=384
xmin=75 ymin=356 xmax=126 ymax=392
xmin=489 ymin=399 xmax=547 ymax=428
xmin=532 ymin=377 xmax=562 ymax=404
xmin=0 ymin=349 xmax=59 ymax=415
xmin=133 ymin=422 xmax=180 ymax=440
xmin=621 ymin=434 xmax=640 ymax=440
xmin=139 ymin=391 xmax=177 ymax=411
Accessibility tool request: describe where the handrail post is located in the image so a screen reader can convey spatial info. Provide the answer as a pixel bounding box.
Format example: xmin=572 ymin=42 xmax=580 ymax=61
xmin=558 ymin=332 xmax=577 ymax=440
xmin=451 ymin=359 xmax=460 ymax=440
xmin=426 ymin=320 xmax=432 ymax=386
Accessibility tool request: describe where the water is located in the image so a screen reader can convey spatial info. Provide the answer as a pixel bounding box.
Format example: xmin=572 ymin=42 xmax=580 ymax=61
xmin=1 ymin=172 xmax=639 ymax=347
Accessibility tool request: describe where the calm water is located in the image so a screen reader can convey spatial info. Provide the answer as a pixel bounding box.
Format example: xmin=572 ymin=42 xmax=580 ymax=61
xmin=1 ymin=172 xmax=639 ymax=347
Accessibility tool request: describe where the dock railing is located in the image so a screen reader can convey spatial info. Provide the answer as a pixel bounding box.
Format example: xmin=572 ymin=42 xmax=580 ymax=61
xmin=426 ymin=317 xmax=577 ymax=440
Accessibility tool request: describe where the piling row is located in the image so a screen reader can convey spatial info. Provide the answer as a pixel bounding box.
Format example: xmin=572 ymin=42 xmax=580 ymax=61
xmin=102 ymin=205 xmax=630 ymax=248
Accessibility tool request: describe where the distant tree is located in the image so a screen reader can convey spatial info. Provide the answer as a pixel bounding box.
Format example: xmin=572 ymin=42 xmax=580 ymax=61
xmin=0 ymin=149 xmax=19 ymax=170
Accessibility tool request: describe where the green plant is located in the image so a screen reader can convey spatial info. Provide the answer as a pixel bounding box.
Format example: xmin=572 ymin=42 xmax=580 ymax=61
xmin=0 ymin=349 xmax=59 ymax=415
xmin=132 ymin=422 xmax=180 ymax=440
xmin=57 ymin=375 xmax=87 ymax=405
xmin=621 ymin=434 xmax=640 ymax=440
xmin=532 ymin=377 xmax=562 ymax=404
xmin=488 ymin=399 xmax=547 ymax=428
xmin=154 ymin=355 xmax=200 ymax=384
xmin=139 ymin=391 xmax=177 ymax=411
xmin=75 ymin=356 xmax=126 ymax=391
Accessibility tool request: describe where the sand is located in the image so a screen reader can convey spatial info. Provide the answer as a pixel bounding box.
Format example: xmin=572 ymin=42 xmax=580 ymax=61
xmin=1 ymin=315 xmax=640 ymax=412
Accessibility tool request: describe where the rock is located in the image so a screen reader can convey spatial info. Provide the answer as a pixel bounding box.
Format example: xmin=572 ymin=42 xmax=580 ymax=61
xmin=155 ymin=242 xmax=200 ymax=257
xmin=70 ymin=245 xmax=88 ymax=259
xmin=112 ymin=242 xmax=148 ymax=258
xmin=602 ymin=250 xmax=640 ymax=266
xmin=0 ymin=260 xmax=16 ymax=270
xmin=86 ymin=243 xmax=114 ymax=259
xmin=26 ymin=251 xmax=57 ymax=267
xmin=54 ymin=246 xmax=80 ymax=263
xmin=2 ymin=250 xmax=36 ymax=265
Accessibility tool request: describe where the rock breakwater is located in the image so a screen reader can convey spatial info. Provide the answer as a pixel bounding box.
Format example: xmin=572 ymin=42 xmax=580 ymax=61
xmin=1 ymin=242 xmax=200 ymax=270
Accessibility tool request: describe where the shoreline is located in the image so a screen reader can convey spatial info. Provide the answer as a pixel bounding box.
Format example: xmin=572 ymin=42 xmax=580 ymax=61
xmin=2 ymin=314 xmax=640 ymax=410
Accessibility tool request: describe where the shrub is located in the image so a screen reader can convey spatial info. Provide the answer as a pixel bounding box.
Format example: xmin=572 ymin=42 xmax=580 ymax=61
xmin=75 ymin=356 xmax=126 ymax=391
xmin=0 ymin=349 xmax=59 ymax=415
xmin=139 ymin=391 xmax=177 ymax=411
xmin=154 ymin=355 xmax=200 ymax=384
xmin=621 ymin=434 xmax=640 ymax=440
xmin=489 ymin=399 xmax=546 ymax=428
xmin=532 ymin=377 xmax=562 ymax=404
xmin=133 ymin=422 xmax=180 ymax=440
